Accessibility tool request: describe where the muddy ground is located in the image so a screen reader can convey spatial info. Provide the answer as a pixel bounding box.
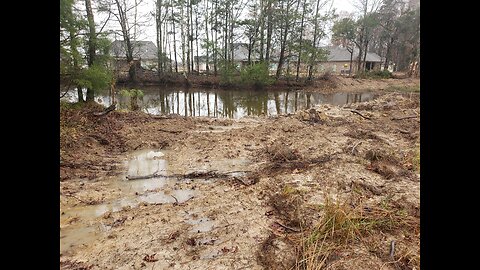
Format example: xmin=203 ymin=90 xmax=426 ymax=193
xmin=60 ymin=77 xmax=420 ymax=269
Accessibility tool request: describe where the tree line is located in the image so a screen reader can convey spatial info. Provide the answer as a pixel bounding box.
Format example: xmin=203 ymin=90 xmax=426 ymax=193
xmin=60 ymin=0 xmax=419 ymax=101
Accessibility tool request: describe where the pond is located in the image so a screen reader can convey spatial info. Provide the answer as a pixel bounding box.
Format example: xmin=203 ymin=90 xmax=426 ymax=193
xmin=61 ymin=87 xmax=374 ymax=119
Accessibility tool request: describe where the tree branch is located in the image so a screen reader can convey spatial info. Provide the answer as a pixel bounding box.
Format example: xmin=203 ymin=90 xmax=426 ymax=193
xmin=97 ymin=11 xmax=112 ymax=36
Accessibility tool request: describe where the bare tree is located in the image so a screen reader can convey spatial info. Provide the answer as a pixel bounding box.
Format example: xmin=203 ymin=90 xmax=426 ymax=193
xmin=85 ymin=0 xmax=97 ymax=102
xmin=295 ymin=0 xmax=307 ymax=81
xmin=99 ymin=0 xmax=152 ymax=82
xmin=352 ymin=0 xmax=381 ymax=72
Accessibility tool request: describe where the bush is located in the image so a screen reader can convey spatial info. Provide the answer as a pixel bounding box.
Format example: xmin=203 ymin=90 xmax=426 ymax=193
xmin=355 ymin=69 xmax=392 ymax=79
xmin=318 ymin=70 xmax=333 ymax=81
xmin=120 ymin=89 xmax=144 ymax=111
xmin=219 ymin=62 xmax=239 ymax=86
xmin=74 ymin=63 xmax=113 ymax=91
xmin=240 ymin=62 xmax=274 ymax=89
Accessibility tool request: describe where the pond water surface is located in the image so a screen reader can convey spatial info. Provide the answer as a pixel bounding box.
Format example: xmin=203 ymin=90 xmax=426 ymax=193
xmin=61 ymin=87 xmax=374 ymax=119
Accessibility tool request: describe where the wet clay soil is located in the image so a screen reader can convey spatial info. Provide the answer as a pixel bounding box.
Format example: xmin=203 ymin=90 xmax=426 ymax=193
xmin=60 ymin=81 xmax=420 ymax=270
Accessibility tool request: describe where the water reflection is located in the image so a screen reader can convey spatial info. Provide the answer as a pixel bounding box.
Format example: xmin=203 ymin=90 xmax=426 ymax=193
xmin=61 ymin=87 xmax=374 ymax=119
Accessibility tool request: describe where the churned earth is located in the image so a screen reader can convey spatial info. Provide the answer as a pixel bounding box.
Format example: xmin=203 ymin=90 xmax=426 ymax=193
xmin=60 ymin=77 xmax=420 ymax=270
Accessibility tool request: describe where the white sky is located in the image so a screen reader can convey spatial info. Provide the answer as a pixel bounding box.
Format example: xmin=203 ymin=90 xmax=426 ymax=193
xmin=93 ymin=0 xmax=357 ymax=53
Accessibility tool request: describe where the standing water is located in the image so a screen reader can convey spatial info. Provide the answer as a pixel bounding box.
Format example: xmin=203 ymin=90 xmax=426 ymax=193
xmin=61 ymin=87 xmax=374 ymax=118
xmin=60 ymin=149 xmax=195 ymax=254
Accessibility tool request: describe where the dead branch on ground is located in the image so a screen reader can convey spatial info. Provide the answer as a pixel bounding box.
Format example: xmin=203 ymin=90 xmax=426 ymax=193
xmin=350 ymin=110 xmax=371 ymax=120
xmin=158 ymin=128 xmax=182 ymax=134
xmin=391 ymin=115 xmax=418 ymax=121
xmin=126 ymin=170 xmax=253 ymax=185
xmin=93 ymin=103 xmax=116 ymax=116
xmin=275 ymin=221 xmax=301 ymax=232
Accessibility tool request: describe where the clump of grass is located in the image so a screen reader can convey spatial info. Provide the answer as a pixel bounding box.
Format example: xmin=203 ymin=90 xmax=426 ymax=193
xmin=385 ymin=85 xmax=420 ymax=92
xmin=283 ymin=185 xmax=296 ymax=195
xmin=283 ymin=185 xmax=304 ymax=196
xmin=295 ymin=232 xmax=333 ymax=270
xmin=355 ymin=70 xmax=393 ymax=79
xmin=295 ymin=197 xmax=418 ymax=270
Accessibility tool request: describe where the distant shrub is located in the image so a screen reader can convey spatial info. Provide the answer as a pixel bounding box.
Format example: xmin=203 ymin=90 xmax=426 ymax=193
xmin=240 ymin=62 xmax=274 ymax=89
xmin=219 ymin=62 xmax=239 ymax=86
xmin=319 ymin=70 xmax=333 ymax=81
xmin=355 ymin=70 xmax=393 ymax=79
xmin=120 ymin=89 xmax=144 ymax=111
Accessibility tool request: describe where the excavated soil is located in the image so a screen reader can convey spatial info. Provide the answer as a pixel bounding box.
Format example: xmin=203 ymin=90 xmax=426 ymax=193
xmin=60 ymin=81 xmax=420 ymax=269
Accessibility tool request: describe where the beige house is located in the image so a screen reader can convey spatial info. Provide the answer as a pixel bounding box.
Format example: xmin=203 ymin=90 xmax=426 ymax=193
xmin=193 ymin=45 xmax=383 ymax=76
xmin=111 ymin=40 xmax=159 ymax=71
xmin=320 ymin=46 xmax=383 ymax=75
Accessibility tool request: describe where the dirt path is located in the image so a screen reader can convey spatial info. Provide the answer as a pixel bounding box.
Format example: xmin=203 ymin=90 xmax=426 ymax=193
xmin=60 ymin=83 xmax=420 ymax=269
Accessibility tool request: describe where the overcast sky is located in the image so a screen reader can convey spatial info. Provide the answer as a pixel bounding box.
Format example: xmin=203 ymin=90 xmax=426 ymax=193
xmin=94 ymin=0 xmax=357 ymax=50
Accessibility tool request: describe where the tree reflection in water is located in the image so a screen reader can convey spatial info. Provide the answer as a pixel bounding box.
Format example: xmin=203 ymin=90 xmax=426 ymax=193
xmin=81 ymin=87 xmax=374 ymax=119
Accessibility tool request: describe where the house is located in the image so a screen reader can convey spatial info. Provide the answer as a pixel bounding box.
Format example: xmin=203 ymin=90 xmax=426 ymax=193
xmin=193 ymin=44 xmax=382 ymax=76
xmin=194 ymin=43 xmax=260 ymax=73
xmin=320 ymin=46 xmax=383 ymax=75
xmin=110 ymin=40 xmax=159 ymax=70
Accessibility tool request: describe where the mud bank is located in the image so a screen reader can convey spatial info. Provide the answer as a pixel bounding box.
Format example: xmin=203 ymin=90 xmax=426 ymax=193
xmin=60 ymin=88 xmax=420 ymax=269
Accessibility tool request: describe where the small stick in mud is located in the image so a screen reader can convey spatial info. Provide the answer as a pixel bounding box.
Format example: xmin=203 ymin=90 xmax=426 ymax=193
xmin=389 ymin=240 xmax=396 ymax=259
xmin=350 ymin=110 xmax=371 ymax=120
xmin=126 ymin=170 xmax=251 ymax=181
xmin=396 ymin=128 xmax=410 ymax=134
xmin=170 ymin=195 xmax=179 ymax=204
xmin=391 ymin=115 xmax=418 ymax=121
xmin=158 ymin=128 xmax=182 ymax=134
xmin=274 ymin=221 xmax=300 ymax=233
xmin=351 ymin=141 xmax=363 ymax=155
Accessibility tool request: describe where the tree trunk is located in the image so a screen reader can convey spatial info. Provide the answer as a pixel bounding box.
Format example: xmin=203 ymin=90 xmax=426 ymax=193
xmin=213 ymin=0 xmax=218 ymax=76
xmin=248 ymin=37 xmax=253 ymax=65
xmin=180 ymin=5 xmax=186 ymax=75
xmin=68 ymin=13 xmax=83 ymax=103
xmin=189 ymin=0 xmax=194 ymax=73
xmin=259 ymin=0 xmax=265 ymax=62
xmin=85 ymin=0 xmax=96 ymax=102
xmin=229 ymin=5 xmax=234 ymax=68
xmin=276 ymin=1 xmax=291 ymax=79
xmin=356 ymin=34 xmax=363 ymax=73
xmin=186 ymin=1 xmax=191 ymax=74
xmin=295 ymin=0 xmax=306 ymax=81
xmin=77 ymin=87 xmax=84 ymax=103
xmin=274 ymin=92 xmax=280 ymax=115
xmin=115 ymin=0 xmax=136 ymax=82
xmin=348 ymin=46 xmax=353 ymax=75
xmin=171 ymin=0 xmax=178 ymax=73
xmin=156 ymin=0 xmax=163 ymax=77
xmin=384 ymin=36 xmax=394 ymax=70
xmin=363 ymin=39 xmax=369 ymax=71
xmin=308 ymin=0 xmax=321 ymax=81
xmin=167 ymin=14 xmax=173 ymax=73
xmin=195 ymin=10 xmax=200 ymax=73
xmin=265 ymin=0 xmax=273 ymax=64
xmin=205 ymin=0 xmax=210 ymax=73
xmin=224 ymin=7 xmax=228 ymax=66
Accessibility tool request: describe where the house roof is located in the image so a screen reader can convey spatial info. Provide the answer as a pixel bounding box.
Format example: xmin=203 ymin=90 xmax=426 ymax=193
xmin=111 ymin=40 xmax=158 ymax=60
xmin=194 ymin=44 xmax=382 ymax=64
xmin=324 ymin=46 xmax=382 ymax=62
xmin=232 ymin=43 xmax=251 ymax=61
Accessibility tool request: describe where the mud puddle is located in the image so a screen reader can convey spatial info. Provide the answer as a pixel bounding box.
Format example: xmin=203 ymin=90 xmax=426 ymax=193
xmin=60 ymin=149 xmax=251 ymax=256
xmin=60 ymin=149 xmax=194 ymax=254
